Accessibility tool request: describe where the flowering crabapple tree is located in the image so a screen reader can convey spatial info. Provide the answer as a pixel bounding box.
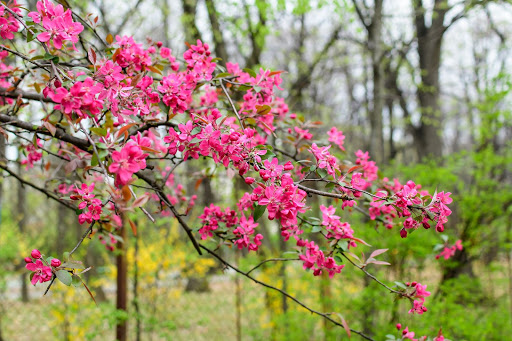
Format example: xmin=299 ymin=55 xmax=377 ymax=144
xmin=1 ymin=1 xmax=453 ymax=340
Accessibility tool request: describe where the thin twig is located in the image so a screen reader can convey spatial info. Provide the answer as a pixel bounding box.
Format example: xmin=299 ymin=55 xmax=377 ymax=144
xmin=246 ymin=258 xmax=300 ymax=275
xmin=69 ymin=221 xmax=96 ymax=256
xmin=200 ymin=245 xmax=375 ymax=341
xmin=219 ymin=80 xmax=245 ymax=128
xmin=341 ymin=253 xmax=407 ymax=297
xmin=0 ymin=162 xmax=76 ymax=210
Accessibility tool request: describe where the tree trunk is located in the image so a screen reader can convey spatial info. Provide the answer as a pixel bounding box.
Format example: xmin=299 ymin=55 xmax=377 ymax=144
xmin=116 ymin=216 xmax=128 ymax=341
xmin=17 ymin=162 xmax=28 ymax=302
xmin=412 ymin=0 xmax=448 ymax=160
xmin=205 ymin=0 xmax=229 ymax=63
xmin=180 ymin=0 xmax=202 ymax=43
xmin=368 ymin=0 xmax=385 ymax=163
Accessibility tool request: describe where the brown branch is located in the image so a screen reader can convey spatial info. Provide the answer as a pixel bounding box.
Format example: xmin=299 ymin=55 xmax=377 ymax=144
xmin=0 ymin=113 xmax=90 ymax=151
xmin=200 ymin=245 xmax=375 ymax=341
xmin=0 ymin=162 xmax=76 ymax=210
xmin=135 ymin=170 xmax=202 ymax=255
xmin=246 ymin=258 xmax=300 ymax=275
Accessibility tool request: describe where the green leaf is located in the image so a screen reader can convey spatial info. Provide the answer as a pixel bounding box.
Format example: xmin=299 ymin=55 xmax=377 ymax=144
xmin=311 ymin=225 xmax=322 ymax=233
xmin=90 ymin=153 xmax=98 ymax=167
xmin=71 ymin=274 xmax=82 ymax=287
xmin=316 ymin=167 xmax=328 ymax=178
xmin=253 ymin=204 xmax=266 ymax=221
xmin=237 ymin=85 xmax=252 ymax=91
xmin=76 ymin=74 xmax=88 ymax=82
xmin=394 ymin=281 xmax=407 ymax=290
xmin=243 ymin=68 xmax=257 ymax=78
xmin=90 ymin=127 xmax=107 ymax=136
xmin=253 ymin=86 xmax=262 ymax=93
xmin=191 ymin=127 xmax=201 ymax=135
xmin=214 ymin=72 xmax=231 ymax=78
xmin=61 ymin=261 xmax=86 ymax=270
xmin=56 ymin=270 xmax=72 ymax=286
xmin=260 ymin=152 xmax=276 ymax=160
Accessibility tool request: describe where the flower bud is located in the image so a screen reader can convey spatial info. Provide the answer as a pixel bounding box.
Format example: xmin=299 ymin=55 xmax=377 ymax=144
xmin=24 ymin=257 xmax=33 ymax=264
xmin=51 ymin=259 xmax=61 ymax=268
xmin=156 ymin=41 xmax=163 ymax=48
xmin=31 ymin=249 xmax=41 ymax=259
xmin=400 ymin=228 xmax=407 ymax=239
xmin=284 ymin=161 xmax=294 ymax=171
xmin=245 ymin=177 xmax=255 ymax=185
xmin=396 ymin=323 xmax=402 ymax=330
xmin=436 ymin=225 xmax=444 ymax=233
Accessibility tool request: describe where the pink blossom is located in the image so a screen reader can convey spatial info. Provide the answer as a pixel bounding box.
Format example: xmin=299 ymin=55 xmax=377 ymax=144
xmin=29 ymin=0 xmax=84 ymax=50
xmin=327 ymin=127 xmax=345 ymax=151
xmin=109 ymin=141 xmax=148 ymax=186
xmin=0 ymin=0 xmax=21 ymax=40
xmin=26 ymin=259 xmax=53 ymax=285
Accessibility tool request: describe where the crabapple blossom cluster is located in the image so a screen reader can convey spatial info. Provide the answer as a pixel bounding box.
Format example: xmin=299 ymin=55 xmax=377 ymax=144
xmin=405 ymin=281 xmax=431 ymax=315
xmin=198 ymin=203 xmax=263 ymax=251
xmin=436 ymin=240 xmax=463 ymax=260
xmin=20 ymin=138 xmax=43 ymax=169
xmin=70 ymin=183 xmax=103 ymax=224
xmin=28 ymin=0 xmax=84 ymax=49
xmin=108 ymin=139 xmax=149 ymax=186
xmin=24 ymin=249 xmax=61 ymax=285
xmin=368 ymin=179 xmax=453 ymax=238
xmin=328 ymin=127 xmax=345 ymax=151
xmin=0 ymin=0 xmax=21 ymax=40
xmin=395 ymin=324 xmax=446 ymax=341
xmin=46 ymin=78 xmax=104 ymax=120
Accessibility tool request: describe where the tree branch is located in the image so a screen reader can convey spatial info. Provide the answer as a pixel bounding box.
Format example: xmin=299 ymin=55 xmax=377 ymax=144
xmin=201 ymin=245 xmax=375 ymax=341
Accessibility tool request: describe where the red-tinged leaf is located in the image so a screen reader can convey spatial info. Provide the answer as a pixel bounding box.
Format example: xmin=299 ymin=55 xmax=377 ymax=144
xmin=347 ymin=165 xmax=363 ymax=174
xmin=369 ymin=248 xmax=388 ymax=259
xmin=89 ymin=47 xmax=97 ymax=64
xmin=368 ymin=260 xmax=391 ymax=266
xmin=351 ymin=237 xmax=371 ymax=246
xmin=112 ymin=48 xmax=121 ymax=63
xmin=128 ymin=219 xmax=137 ymax=236
xmin=140 ymin=146 xmax=161 ymax=154
xmin=94 ymin=16 xmax=98 ymax=23
xmin=311 ymin=121 xmax=323 ymax=125
xmin=333 ymin=313 xmax=351 ymax=338
xmin=45 ymin=161 xmax=51 ymax=171
xmin=106 ymin=33 xmax=113 ymax=45
xmin=256 ymin=105 xmax=271 ymax=116
xmin=268 ymin=70 xmax=284 ymax=77
xmin=132 ymin=194 xmax=149 ymax=208
xmin=146 ymin=65 xmax=162 ymax=75
xmin=121 ymin=185 xmax=132 ymax=202
xmin=81 ymin=278 xmax=97 ymax=306
xmin=346 ymin=252 xmax=361 ymax=263
xmin=43 ymin=121 xmax=56 ymax=136
xmin=195 ymin=178 xmax=203 ymax=191
xmin=115 ymin=123 xmax=136 ymax=140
